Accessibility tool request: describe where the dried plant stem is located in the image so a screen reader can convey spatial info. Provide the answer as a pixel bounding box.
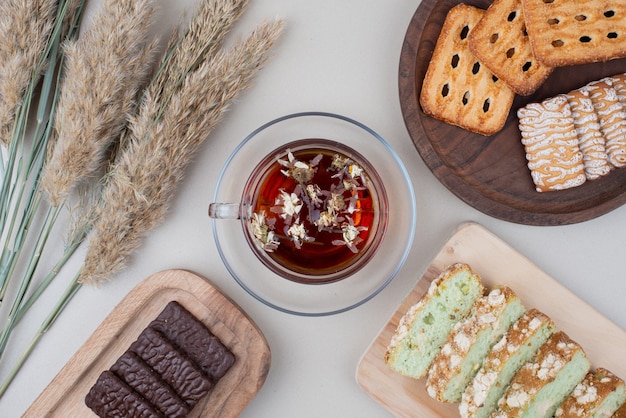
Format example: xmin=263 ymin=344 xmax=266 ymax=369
xmin=0 ymin=0 xmax=58 ymax=145
xmin=79 ymin=19 xmax=283 ymax=285
xmin=0 ymin=271 xmax=81 ymax=398
xmin=0 ymin=0 xmax=157 ymax=361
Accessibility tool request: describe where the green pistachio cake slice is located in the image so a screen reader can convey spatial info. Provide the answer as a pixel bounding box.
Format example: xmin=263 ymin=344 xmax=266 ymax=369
xmin=426 ymin=286 xmax=526 ymax=403
xmin=459 ymin=308 xmax=556 ymax=418
xmin=492 ymin=331 xmax=591 ymax=418
xmin=555 ymin=367 xmax=626 ymax=418
xmin=385 ymin=263 xmax=485 ymax=379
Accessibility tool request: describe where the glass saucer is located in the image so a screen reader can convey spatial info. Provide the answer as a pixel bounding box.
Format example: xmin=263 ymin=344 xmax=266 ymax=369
xmin=210 ymin=112 xmax=416 ymax=316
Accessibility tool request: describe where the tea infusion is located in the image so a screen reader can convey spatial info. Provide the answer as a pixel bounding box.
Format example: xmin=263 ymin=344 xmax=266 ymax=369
xmin=248 ymin=145 xmax=378 ymax=276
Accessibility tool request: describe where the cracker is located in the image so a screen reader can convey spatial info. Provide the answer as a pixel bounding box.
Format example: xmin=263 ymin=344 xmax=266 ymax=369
xmin=469 ymin=0 xmax=554 ymax=95
xmin=586 ymin=78 xmax=626 ymax=168
xmin=565 ymin=88 xmax=611 ymax=180
xmin=420 ymin=4 xmax=515 ymax=136
xmin=521 ymin=0 xmax=626 ymax=66
xmin=518 ymin=95 xmax=586 ymax=192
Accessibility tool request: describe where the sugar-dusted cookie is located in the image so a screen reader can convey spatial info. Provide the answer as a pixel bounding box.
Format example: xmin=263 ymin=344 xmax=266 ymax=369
xmin=586 ymin=78 xmax=626 ymax=168
xmin=420 ymin=4 xmax=515 ymax=136
xmin=521 ymin=0 xmax=626 ymax=66
xmin=611 ymin=73 xmax=626 ymax=102
xmin=518 ymin=95 xmax=586 ymax=192
xmin=469 ymin=0 xmax=553 ymax=95
xmin=566 ymin=88 xmax=611 ymax=180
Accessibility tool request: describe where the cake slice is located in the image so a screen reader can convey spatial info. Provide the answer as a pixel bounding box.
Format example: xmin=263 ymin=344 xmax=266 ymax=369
xmin=555 ymin=367 xmax=626 ymax=418
xmin=385 ymin=263 xmax=485 ymax=379
xmin=426 ymin=286 xmax=526 ymax=403
xmin=459 ymin=309 xmax=556 ymax=418
xmin=492 ymin=331 xmax=591 ymax=418
xmin=615 ymin=401 xmax=626 ymax=417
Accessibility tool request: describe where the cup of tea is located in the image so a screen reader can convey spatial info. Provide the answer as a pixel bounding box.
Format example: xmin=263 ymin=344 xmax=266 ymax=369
xmin=209 ymin=137 xmax=388 ymax=284
xmin=210 ymin=112 xmax=416 ymax=315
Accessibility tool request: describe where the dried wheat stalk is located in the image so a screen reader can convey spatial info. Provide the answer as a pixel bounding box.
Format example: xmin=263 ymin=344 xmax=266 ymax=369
xmin=40 ymin=0 xmax=159 ymax=206
xmin=150 ymin=0 xmax=248 ymax=103
xmin=0 ymin=0 xmax=57 ymax=145
xmin=79 ymin=18 xmax=284 ymax=285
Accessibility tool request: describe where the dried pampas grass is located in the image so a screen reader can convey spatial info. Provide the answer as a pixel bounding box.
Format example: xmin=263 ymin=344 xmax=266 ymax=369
xmin=151 ymin=0 xmax=248 ymax=103
xmin=41 ymin=0 xmax=159 ymax=206
xmin=0 ymin=0 xmax=57 ymax=145
xmin=79 ymin=18 xmax=284 ymax=285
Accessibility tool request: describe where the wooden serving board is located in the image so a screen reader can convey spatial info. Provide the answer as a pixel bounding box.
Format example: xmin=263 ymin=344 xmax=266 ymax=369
xmin=25 ymin=270 xmax=271 ymax=417
xmin=399 ymin=0 xmax=626 ymax=225
xmin=356 ymin=223 xmax=626 ymax=418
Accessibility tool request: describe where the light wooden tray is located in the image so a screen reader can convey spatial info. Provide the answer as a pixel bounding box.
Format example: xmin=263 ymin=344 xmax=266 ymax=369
xmin=356 ymin=223 xmax=626 ymax=417
xmin=25 ymin=269 xmax=271 ymax=417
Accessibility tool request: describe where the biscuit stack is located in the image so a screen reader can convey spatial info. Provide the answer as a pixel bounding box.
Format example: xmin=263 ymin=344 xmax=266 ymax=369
xmin=519 ymin=74 xmax=626 ymax=192
xmin=420 ymin=1 xmax=626 ymax=136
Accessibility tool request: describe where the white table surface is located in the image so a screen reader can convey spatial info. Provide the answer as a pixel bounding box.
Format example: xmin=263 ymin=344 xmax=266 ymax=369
xmin=2 ymin=0 xmax=626 ymax=417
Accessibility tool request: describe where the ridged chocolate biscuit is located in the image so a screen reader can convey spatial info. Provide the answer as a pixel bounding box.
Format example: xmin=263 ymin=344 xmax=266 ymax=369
xmin=85 ymin=370 xmax=164 ymax=418
xmin=111 ymin=351 xmax=191 ymax=418
xmin=130 ymin=327 xmax=213 ymax=407
xmin=149 ymin=301 xmax=235 ymax=382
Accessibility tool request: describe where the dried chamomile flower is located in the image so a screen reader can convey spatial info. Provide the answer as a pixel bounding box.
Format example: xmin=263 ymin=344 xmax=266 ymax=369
xmin=278 ymin=150 xmax=322 ymax=183
xmin=250 ymin=211 xmax=279 ymax=251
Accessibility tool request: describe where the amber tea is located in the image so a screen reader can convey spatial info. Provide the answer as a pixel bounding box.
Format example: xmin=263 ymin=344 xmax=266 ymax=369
xmin=243 ymin=139 xmax=388 ymax=283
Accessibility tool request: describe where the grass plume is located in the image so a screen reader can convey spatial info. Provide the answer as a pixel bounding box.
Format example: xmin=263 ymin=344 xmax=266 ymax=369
xmin=0 ymin=0 xmax=58 ymax=145
xmin=41 ymin=0 xmax=159 ymax=206
xmin=79 ymin=18 xmax=284 ymax=285
xmin=150 ymin=0 xmax=248 ymax=103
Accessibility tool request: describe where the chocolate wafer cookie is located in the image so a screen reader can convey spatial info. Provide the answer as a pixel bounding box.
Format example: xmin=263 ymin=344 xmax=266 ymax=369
xmin=130 ymin=327 xmax=213 ymax=408
xmin=522 ymin=0 xmax=626 ymax=66
xmin=149 ymin=301 xmax=235 ymax=383
xmin=420 ymin=4 xmax=515 ymax=136
xmin=85 ymin=370 xmax=165 ymax=418
xmin=469 ymin=0 xmax=553 ymax=95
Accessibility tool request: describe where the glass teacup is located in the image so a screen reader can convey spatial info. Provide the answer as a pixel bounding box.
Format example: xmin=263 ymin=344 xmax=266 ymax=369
xmin=209 ymin=138 xmax=388 ymax=284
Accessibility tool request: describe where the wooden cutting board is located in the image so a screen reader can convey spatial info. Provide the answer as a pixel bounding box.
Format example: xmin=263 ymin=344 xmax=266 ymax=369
xmin=356 ymin=223 xmax=626 ymax=417
xmin=25 ymin=269 xmax=271 ymax=417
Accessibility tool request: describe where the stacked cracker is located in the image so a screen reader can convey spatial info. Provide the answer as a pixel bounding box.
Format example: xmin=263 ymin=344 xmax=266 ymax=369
xmin=519 ymin=74 xmax=626 ymax=192
xmin=385 ymin=263 xmax=626 ymax=418
xmin=420 ymin=1 xmax=626 ymax=136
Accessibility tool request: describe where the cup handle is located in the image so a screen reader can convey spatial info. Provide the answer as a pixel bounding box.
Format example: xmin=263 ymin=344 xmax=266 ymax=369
xmin=208 ymin=203 xmax=241 ymax=219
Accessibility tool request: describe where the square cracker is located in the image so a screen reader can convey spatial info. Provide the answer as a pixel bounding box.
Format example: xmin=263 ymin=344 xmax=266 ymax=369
xmin=522 ymin=0 xmax=626 ymax=66
xmin=518 ymin=95 xmax=586 ymax=192
xmin=469 ymin=0 xmax=554 ymax=96
xmin=420 ymin=4 xmax=515 ymax=136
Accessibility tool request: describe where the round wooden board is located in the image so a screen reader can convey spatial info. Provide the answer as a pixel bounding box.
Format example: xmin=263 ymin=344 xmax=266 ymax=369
xmin=399 ymin=0 xmax=626 ymax=226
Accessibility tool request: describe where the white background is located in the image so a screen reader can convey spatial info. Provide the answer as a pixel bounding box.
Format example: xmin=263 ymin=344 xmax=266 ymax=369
xmin=2 ymin=0 xmax=625 ymax=417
